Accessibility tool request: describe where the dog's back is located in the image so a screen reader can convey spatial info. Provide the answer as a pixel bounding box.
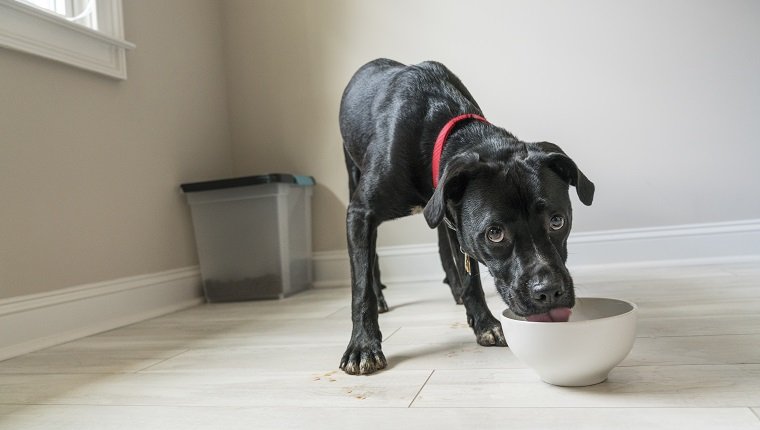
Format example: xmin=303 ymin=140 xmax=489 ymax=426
xmin=339 ymin=59 xmax=480 ymax=174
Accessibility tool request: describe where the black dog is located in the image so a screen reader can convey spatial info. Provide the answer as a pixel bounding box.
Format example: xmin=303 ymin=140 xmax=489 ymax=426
xmin=339 ymin=59 xmax=594 ymax=375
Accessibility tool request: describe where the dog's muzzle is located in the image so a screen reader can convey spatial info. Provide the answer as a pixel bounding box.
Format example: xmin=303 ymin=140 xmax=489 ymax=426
xmin=499 ymin=276 xmax=575 ymax=323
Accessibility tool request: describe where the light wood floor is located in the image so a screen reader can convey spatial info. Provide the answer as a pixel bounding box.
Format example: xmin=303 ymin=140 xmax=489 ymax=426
xmin=1 ymin=260 xmax=760 ymax=429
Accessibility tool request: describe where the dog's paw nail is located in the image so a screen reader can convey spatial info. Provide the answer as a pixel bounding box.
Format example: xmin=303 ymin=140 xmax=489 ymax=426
xmin=477 ymin=332 xmax=496 ymax=346
xmin=341 ymin=345 xmax=386 ymax=375
xmin=341 ymin=363 xmax=358 ymax=375
xmin=476 ymin=325 xmax=508 ymax=347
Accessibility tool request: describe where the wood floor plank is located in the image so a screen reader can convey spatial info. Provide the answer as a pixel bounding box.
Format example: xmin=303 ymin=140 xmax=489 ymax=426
xmin=413 ymin=365 xmax=760 ymax=408
xmin=1 ymin=406 xmax=759 ymax=430
xmin=1 ymin=260 xmax=759 ymax=429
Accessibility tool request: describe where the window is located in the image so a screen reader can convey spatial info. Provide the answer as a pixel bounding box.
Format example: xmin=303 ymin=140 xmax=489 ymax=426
xmin=19 ymin=0 xmax=98 ymax=29
xmin=0 ymin=0 xmax=135 ymax=79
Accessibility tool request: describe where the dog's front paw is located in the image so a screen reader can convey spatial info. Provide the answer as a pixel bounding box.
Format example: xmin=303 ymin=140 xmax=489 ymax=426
xmin=340 ymin=342 xmax=387 ymax=375
xmin=475 ymin=322 xmax=508 ymax=347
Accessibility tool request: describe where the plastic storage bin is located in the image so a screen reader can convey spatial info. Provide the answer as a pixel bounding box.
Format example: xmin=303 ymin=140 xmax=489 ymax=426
xmin=181 ymin=174 xmax=315 ymax=302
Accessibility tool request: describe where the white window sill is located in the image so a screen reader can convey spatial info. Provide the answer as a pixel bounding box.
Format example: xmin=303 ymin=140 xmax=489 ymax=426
xmin=0 ymin=0 xmax=135 ymax=79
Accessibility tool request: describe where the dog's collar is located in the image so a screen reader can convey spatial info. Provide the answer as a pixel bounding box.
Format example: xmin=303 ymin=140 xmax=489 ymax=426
xmin=431 ymin=113 xmax=489 ymax=188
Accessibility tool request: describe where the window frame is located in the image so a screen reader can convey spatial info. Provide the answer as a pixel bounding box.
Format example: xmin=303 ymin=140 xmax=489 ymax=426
xmin=0 ymin=0 xmax=135 ymax=79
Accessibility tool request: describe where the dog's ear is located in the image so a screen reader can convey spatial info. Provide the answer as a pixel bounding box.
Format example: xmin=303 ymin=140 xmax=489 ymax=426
xmin=533 ymin=142 xmax=595 ymax=206
xmin=423 ymin=153 xmax=479 ymax=228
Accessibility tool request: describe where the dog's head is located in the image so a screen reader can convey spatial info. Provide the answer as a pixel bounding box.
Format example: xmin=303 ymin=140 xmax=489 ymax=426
xmin=423 ymin=141 xmax=594 ymax=322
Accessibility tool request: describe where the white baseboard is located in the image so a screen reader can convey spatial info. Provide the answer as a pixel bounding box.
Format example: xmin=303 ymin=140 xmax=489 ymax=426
xmin=312 ymin=244 xmax=443 ymax=288
xmin=0 ymin=267 xmax=203 ymax=361
xmin=312 ymin=219 xmax=760 ymax=287
xmin=6 ymin=220 xmax=756 ymax=361
xmin=566 ymin=219 xmax=760 ymax=266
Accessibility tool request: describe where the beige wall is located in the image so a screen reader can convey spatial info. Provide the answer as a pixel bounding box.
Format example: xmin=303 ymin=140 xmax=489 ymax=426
xmin=3 ymin=0 xmax=759 ymax=299
xmin=221 ymin=0 xmax=760 ymax=252
xmin=221 ymin=0 xmax=355 ymax=252
xmin=0 ymin=0 xmax=234 ymax=299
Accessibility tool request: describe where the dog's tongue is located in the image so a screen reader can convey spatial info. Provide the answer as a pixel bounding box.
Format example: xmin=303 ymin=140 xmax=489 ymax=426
xmin=525 ymin=307 xmax=572 ymax=323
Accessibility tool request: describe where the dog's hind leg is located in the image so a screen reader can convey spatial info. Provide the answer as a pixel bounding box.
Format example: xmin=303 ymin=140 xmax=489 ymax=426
xmin=438 ymin=225 xmax=463 ymax=304
xmin=444 ymin=227 xmax=507 ymax=347
xmin=344 ymin=148 xmax=388 ymax=313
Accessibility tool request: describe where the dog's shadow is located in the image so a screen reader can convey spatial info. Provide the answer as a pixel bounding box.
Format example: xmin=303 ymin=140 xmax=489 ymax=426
xmin=385 ymin=299 xmax=435 ymax=312
xmin=383 ymin=342 xmax=471 ymax=371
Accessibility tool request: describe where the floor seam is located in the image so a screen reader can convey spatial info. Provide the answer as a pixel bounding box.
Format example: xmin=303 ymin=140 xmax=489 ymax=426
xmin=382 ymin=327 xmax=402 ymax=342
xmin=407 ymin=369 xmax=435 ymax=408
xmin=133 ymin=349 xmax=192 ymax=373
xmin=750 ymin=407 xmax=760 ymax=422
xmin=324 ymin=306 xmax=348 ymax=319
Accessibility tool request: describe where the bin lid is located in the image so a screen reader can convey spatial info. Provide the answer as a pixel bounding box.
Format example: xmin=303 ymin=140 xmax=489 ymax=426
xmin=180 ymin=173 xmax=315 ymax=193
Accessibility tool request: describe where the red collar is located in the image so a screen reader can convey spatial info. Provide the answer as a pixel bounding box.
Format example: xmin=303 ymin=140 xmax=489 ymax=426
xmin=431 ymin=113 xmax=489 ymax=187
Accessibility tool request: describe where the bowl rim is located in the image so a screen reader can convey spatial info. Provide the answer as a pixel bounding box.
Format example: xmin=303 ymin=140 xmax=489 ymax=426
xmin=501 ymin=297 xmax=638 ymax=326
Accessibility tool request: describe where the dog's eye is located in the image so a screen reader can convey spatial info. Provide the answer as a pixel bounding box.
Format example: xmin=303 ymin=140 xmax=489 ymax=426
xmin=549 ymin=215 xmax=565 ymax=231
xmin=486 ymin=225 xmax=505 ymax=243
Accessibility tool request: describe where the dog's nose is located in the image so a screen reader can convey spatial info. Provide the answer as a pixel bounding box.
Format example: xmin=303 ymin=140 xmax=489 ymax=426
xmin=530 ymin=281 xmax=565 ymax=305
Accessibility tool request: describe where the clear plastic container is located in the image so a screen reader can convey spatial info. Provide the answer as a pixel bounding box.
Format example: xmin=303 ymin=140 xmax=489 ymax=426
xmin=181 ymin=174 xmax=315 ymax=301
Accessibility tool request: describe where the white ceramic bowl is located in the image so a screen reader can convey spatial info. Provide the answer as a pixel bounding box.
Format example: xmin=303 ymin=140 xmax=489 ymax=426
xmin=500 ymin=297 xmax=638 ymax=387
